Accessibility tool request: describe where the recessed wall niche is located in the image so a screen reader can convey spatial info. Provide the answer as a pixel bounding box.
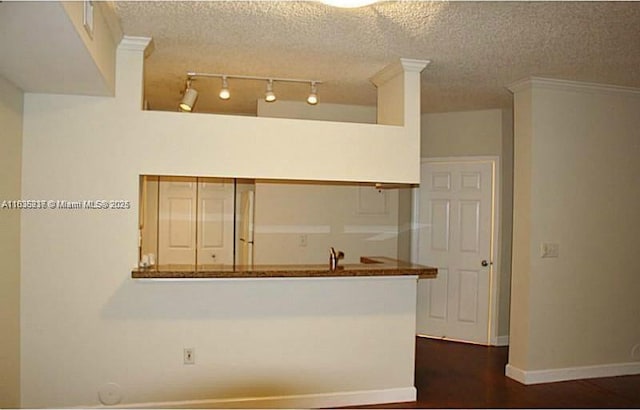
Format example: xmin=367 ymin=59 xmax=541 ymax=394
xmin=138 ymin=175 xmax=411 ymax=271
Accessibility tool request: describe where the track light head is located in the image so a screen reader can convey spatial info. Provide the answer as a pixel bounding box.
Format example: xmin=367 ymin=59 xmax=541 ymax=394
xmin=179 ymin=79 xmax=198 ymax=112
xmin=219 ymin=76 xmax=230 ymax=100
xmin=307 ymin=81 xmax=318 ymax=105
xmin=265 ymin=79 xmax=276 ymax=102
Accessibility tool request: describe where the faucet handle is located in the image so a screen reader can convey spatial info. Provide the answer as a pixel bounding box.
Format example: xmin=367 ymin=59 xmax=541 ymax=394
xmin=329 ymin=247 xmax=337 ymax=271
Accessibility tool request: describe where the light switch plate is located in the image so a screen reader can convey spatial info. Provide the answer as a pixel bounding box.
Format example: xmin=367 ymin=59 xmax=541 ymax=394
xmin=540 ymin=243 xmax=559 ymax=258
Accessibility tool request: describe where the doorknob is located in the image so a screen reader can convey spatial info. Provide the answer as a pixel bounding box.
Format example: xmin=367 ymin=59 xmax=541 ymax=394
xmin=481 ymin=260 xmax=491 ymax=267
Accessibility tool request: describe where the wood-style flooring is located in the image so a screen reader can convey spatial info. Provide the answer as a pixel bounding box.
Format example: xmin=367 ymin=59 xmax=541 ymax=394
xmin=353 ymin=337 xmax=640 ymax=408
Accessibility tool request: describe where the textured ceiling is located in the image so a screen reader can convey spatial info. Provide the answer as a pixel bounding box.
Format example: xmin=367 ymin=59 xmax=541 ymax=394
xmin=113 ymin=1 xmax=640 ymax=115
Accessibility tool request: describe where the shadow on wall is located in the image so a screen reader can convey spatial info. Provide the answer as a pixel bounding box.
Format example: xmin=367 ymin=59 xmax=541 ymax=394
xmin=98 ymin=378 xmax=335 ymax=408
xmin=100 ymin=277 xmax=415 ymax=320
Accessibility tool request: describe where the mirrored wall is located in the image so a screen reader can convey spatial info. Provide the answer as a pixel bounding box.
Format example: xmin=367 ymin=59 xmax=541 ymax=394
xmin=139 ymin=175 xmax=413 ymax=271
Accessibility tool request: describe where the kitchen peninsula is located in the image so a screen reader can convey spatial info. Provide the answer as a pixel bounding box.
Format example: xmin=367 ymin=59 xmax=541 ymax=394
xmin=132 ymin=256 xmax=437 ymax=279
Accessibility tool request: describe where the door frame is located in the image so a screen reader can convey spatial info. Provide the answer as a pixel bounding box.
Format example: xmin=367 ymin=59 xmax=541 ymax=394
xmin=411 ymin=156 xmax=502 ymax=346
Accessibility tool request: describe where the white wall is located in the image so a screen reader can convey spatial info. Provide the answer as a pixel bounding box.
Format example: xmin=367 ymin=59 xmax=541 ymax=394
xmin=256 ymin=100 xmax=403 ymax=265
xmin=508 ymin=78 xmax=640 ymax=380
xmin=0 ymin=75 xmax=23 ymax=408
xmin=374 ymin=73 xmax=404 ymax=126
xmin=500 ymin=109 xmax=514 ymax=341
xmin=257 ymin=100 xmax=376 ymax=124
xmin=508 ymin=86 xmax=533 ymax=372
xmin=253 ymin=182 xmax=400 ymax=265
xmin=19 ymin=41 xmax=423 ymax=407
xmin=61 ymin=1 xmax=121 ymax=95
xmin=420 ymin=109 xmax=513 ymax=340
xmin=421 ymin=109 xmax=504 ymax=158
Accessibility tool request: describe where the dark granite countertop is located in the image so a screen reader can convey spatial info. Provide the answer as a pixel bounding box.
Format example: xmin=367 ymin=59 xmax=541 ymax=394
xmin=131 ymin=256 xmax=437 ymax=279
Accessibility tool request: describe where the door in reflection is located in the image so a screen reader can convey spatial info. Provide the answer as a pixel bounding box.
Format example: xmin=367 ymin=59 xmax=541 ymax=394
xmin=157 ymin=176 xmax=234 ymax=268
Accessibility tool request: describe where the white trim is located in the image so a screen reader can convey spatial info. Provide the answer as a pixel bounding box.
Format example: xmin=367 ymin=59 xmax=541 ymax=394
xmin=508 ymin=77 xmax=640 ymax=97
xmin=370 ymin=59 xmax=429 ymax=86
xmin=493 ymin=335 xmax=509 ymax=346
xmin=400 ymin=58 xmax=431 ymax=73
xmin=81 ymin=387 xmax=416 ymax=409
xmin=118 ymin=36 xmax=152 ymax=52
xmin=412 ymin=156 xmax=501 ymax=346
xmin=505 ymin=362 xmax=640 ymax=385
xmin=488 ymin=156 xmax=501 ymax=347
xmin=505 ymin=364 xmax=528 ymax=383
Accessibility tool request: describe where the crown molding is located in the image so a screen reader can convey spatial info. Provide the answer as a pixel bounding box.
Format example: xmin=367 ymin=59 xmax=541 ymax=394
xmin=370 ymin=58 xmax=430 ymax=87
xmin=118 ymin=36 xmax=153 ymax=55
xmin=400 ymin=58 xmax=431 ymax=73
xmin=508 ymin=77 xmax=640 ymax=97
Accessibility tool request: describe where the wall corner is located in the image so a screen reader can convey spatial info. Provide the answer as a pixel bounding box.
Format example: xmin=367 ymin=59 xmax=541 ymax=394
xmin=0 ymin=75 xmax=24 ymax=409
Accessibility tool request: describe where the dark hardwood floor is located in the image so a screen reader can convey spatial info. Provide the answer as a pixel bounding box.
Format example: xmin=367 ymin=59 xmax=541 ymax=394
xmin=353 ymin=337 xmax=640 ymax=408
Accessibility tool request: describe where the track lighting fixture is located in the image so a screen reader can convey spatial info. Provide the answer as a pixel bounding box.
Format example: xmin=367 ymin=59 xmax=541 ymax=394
xmin=179 ymin=79 xmax=198 ymax=112
xmin=179 ymin=71 xmax=322 ymax=111
xmin=219 ymin=76 xmax=230 ymax=100
xmin=307 ymin=81 xmax=318 ymax=105
xmin=265 ymin=79 xmax=276 ymax=103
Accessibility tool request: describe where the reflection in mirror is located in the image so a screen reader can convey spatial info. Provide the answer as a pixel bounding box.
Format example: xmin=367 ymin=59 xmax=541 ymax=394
xmin=139 ymin=175 xmax=412 ymax=271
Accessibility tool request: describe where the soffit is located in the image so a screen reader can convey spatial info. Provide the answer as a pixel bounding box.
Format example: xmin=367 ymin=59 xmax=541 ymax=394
xmin=0 ymin=2 xmax=112 ymax=96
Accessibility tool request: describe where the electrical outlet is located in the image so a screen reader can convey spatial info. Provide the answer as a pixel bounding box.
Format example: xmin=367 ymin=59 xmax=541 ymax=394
xmin=184 ymin=347 xmax=195 ymax=365
xmin=299 ymin=234 xmax=308 ymax=247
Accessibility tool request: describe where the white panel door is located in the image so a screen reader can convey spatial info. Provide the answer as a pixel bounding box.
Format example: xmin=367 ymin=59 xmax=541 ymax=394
xmin=158 ymin=176 xmax=197 ymax=265
xmin=197 ymin=178 xmax=234 ymax=267
xmin=416 ymin=160 xmax=494 ymax=344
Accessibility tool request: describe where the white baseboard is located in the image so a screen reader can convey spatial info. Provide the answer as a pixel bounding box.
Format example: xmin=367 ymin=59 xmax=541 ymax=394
xmin=88 ymin=387 xmax=416 ymax=409
xmin=506 ymin=361 xmax=640 ymax=385
xmin=493 ymin=335 xmax=509 ymax=346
